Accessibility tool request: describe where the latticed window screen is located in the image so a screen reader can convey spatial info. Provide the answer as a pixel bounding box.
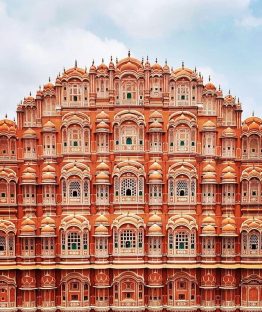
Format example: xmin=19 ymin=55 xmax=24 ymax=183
xmin=0 ymin=235 xmax=5 ymax=251
xmin=67 ymin=232 xmax=81 ymax=250
xmin=250 ymin=234 xmax=259 ymax=250
xmin=175 ymin=232 xmax=189 ymax=250
xmin=69 ymin=181 xmax=81 ymax=198
xmin=9 ymin=235 xmax=14 ymax=251
xmin=242 ymin=232 xmax=247 ymax=250
xmin=120 ymin=230 xmax=136 ymax=248
xmin=138 ymin=230 xmax=143 ymax=248
xmin=84 ymin=181 xmax=89 ymax=198
xmin=120 ymin=178 xmax=136 ymax=196
xmin=176 ymin=180 xmax=188 ymax=196
xmin=169 ymin=179 xmax=174 ymax=197
xmin=83 ymin=232 xmax=88 ymax=250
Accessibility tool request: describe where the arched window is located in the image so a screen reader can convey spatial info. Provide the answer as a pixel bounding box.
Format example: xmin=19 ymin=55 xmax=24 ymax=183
xmin=249 ymin=135 xmax=259 ymax=158
xmin=61 ymin=278 xmax=89 ymax=307
xmin=169 ymin=126 xmax=196 ymax=153
xmin=61 ymin=228 xmax=89 ymax=256
xmin=0 ymin=279 xmax=16 ymax=308
xmin=168 ymin=228 xmax=196 ymax=257
xmin=0 ymin=231 xmax=15 ymax=257
xmin=167 ymin=275 xmax=197 ymax=306
xmin=62 ymin=177 xmax=90 ymax=205
xmin=122 ymin=80 xmax=137 ymax=104
xmin=62 ymin=124 xmax=90 ymax=154
xmin=113 ymin=275 xmax=144 ymax=307
xmin=168 ymin=176 xmax=196 ymax=204
xmin=176 ymin=83 xmax=190 ymax=105
xmin=113 ymin=226 xmax=144 ymax=255
xmin=242 ymin=230 xmax=261 ymax=256
xmin=114 ymin=173 xmax=144 ymax=203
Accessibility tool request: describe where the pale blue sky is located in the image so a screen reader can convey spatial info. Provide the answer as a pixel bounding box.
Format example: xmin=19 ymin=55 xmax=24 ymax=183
xmin=0 ymin=0 xmax=261 ymax=119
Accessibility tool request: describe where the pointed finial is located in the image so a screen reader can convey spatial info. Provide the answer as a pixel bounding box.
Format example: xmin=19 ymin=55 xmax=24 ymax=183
xmin=141 ymin=57 xmax=144 ymax=64
xmin=63 ymin=67 xmax=65 ymax=73
xmin=102 ymin=58 xmax=104 ymax=63
xmin=13 ymin=117 xmax=15 ymax=122
xmin=252 ymin=110 xmax=255 ymax=116
xmin=238 ymin=97 xmax=240 ymax=103
xmin=92 ymin=59 xmax=94 ymax=66
xmin=194 ymin=66 xmax=197 ymax=72
xmin=128 ymin=50 xmax=130 ymax=57
xmin=75 ymin=59 xmax=77 ymax=68
xmin=208 ymin=75 xmax=211 ymax=82
xmin=5 ymin=114 xmax=7 ymax=118
xmin=182 ymin=61 xmax=184 ymax=69
xmin=171 ymin=66 xmax=173 ymax=72
xmin=219 ymin=84 xmax=221 ymax=91
xmin=116 ymin=57 xmax=118 ymax=64
xmin=48 ymin=77 xmax=51 ymax=82
xmin=29 ymin=91 xmax=31 ymax=96
xmin=229 ymin=89 xmax=231 ymax=95
xmin=58 ymin=72 xmax=60 ymax=77
xmin=39 ymin=85 xmax=41 ymax=90
xmin=155 ymin=58 xmax=158 ymax=63
xmin=85 ymin=66 xmax=87 ymax=73
xmin=110 ymin=55 xmax=113 ymax=62
xmin=165 ymin=59 xmax=167 ymax=65
xmin=146 ymin=55 xmax=149 ymax=62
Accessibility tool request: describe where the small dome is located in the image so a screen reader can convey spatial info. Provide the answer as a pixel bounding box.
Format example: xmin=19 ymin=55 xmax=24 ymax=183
xmin=202 ymin=120 xmax=216 ymax=129
xmin=203 ymin=163 xmax=216 ymax=172
xmin=222 ymin=217 xmax=236 ymax=227
xmin=151 ymin=62 xmax=162 ymax=71
xmin=222 ymin=165 xmax=235 ymax=173
xmin=21 ymin=218 xmax=35 ymax=226
xmin=242 ymin=124 xmax=249 ymax=132
xmin=43 ymin=120 xmax=56 ymax=131
xmin=149 ymin=171 xmax=162 ymax=182
xmin=149 ymin=120 xmax=163 ymax=129
xmin=97 ymin=61 xmax=108 ymax=72
xmin=150 ymin=111 xmax=162 ymax=119
xmin=0 ymin=119 xmax=16 ymax=133
xmin=41 ymin=216 xmax=55 ymax=226
xmin=202 ymin=216 xmax=215 ymax=225
xmin=20 ymin=225 xmax=35 ymax=234
xmin=96 ymin=120 xmax=109 ymax=130
xmin=96 ymin=171 xmax=109 ymax=182
xmin=222 ymin=223 xmax=236 ymax=235
xmin=95 ymin=214 xmax=109 ymax=224
xmin=202 ymin=224 xmax=216 ymax=235
xmin=148 ymin=213 xmax=161 ymax=223
xmin=23 ymin=128 xmax=37 ymax=138
xmin=149 ymin=161 xmax=162 ymax=171
xmin=96 ymin=111 xmax=109 ymax=120
xmin=41 ymin=224 xmax=55 ymax=235
xmin=249 ymin=121 xmax=260 ymax=131
xmin=43 ymin=82 xmax=54 ymax=90
xmin=222 ymin=127 xmax=236 ymax=137
xmin=96 ymin=162 xmax=109 ymax=171
xmin=205 ymin=82 xmax=216 ymax=91
xmin=95 ymin=224 xmax=109 ymax=235
xmin=148 ymin=224 xmax=162 ymax=236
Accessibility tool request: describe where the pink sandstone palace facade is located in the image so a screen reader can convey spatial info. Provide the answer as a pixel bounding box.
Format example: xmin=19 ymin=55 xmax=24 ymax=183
xmin=0 ymin=54 xmax=261 ymax=312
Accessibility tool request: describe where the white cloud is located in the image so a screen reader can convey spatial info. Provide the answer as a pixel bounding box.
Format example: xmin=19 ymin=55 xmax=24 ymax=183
xmin=237 ymin=14 xmax=262 ymax=27
xmin=0 ymin=0 xmax=127 ymax=118
xmin=100 ymin=0 xmax=255 ymax=37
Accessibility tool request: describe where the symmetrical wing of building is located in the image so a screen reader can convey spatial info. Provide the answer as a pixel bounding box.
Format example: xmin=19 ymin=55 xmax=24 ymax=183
xmin=0 ymin=54 xmax=261 ymax=312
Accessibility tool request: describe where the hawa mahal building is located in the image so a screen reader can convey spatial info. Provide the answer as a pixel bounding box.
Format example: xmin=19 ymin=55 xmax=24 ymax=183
xmin=0 ymin=53 xmax=262 ymax=312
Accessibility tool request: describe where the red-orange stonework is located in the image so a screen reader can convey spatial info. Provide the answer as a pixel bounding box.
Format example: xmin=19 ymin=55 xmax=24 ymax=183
xmin=0 ymin=55 xmax=261 ymax=312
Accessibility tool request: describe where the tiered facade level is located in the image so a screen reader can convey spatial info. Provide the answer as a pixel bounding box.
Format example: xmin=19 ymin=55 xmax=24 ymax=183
xmin=0 ymin=54 xmax=262 ymax=312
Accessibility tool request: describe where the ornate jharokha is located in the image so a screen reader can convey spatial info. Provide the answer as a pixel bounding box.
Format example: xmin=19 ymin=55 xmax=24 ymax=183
xmin=0 ymin=53 xmax=262 ymax=311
